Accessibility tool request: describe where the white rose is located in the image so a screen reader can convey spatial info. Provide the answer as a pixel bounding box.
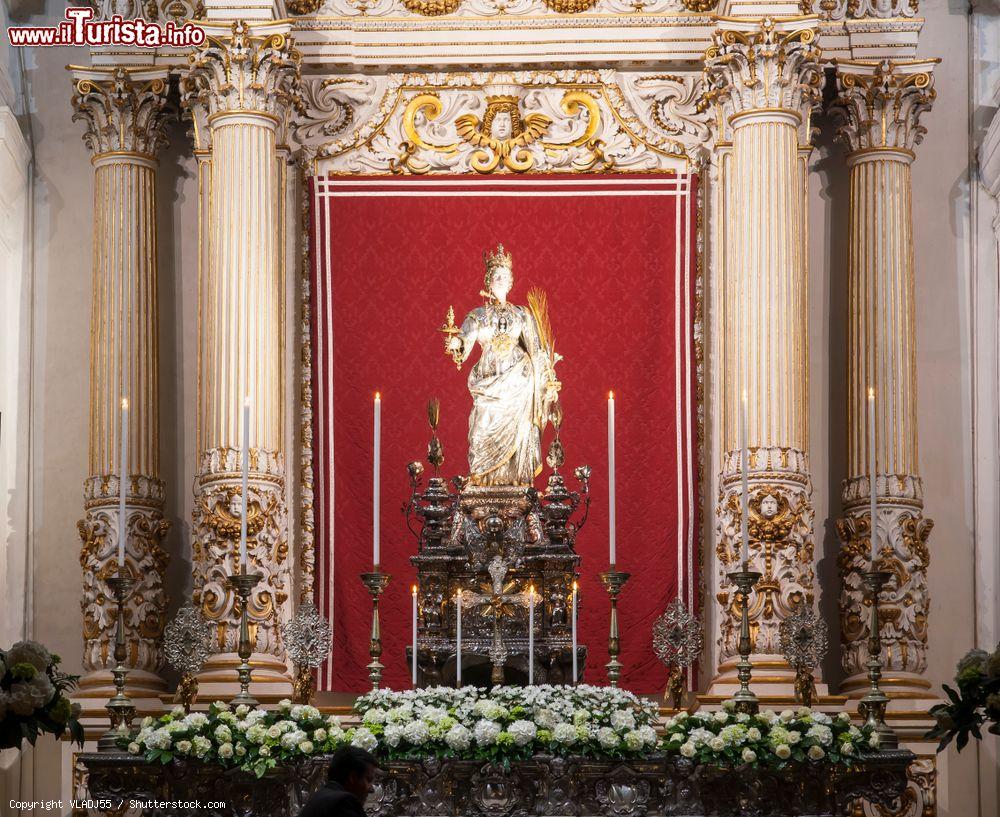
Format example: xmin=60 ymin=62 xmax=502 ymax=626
xmin=797 ymin=706 xmax=812 ymax=718
xmin=742 ymin=748 xmax=757 ymax=763
xmin=869 ymin=732 xmax=881 ymax=749
xmin=747 ymin=728 xmax=762 ymax=742
xmin=313 ymin=728 xmax=327 ymax=743
xmin=779 ymin=709 xmax=795 ymax=722
xmin=509 ymin=720 xmax=537 ymax=747
xmin=709 ymin=737 xmax=725 ymax=752
xmin=235 ymin=744 xmax=247 ymax=757
xmin=219 ymin=743 xmax=234 ymax=759
xmin=842 ymin=743 xmax=855 ymax=756
xmin=278 ymin=698 xmax=292 ymax=711
xmin=175 ymin=740 xmax=192 ymax=755
xmin=474 ymin=720 xmax=502 ymax=746
xmin=259 ymin=745 xmax=271 ymax=756
xmin=267 ymin=725 xmax=283 ymax=740
xmin=838 ymin=712 xmax=852 ymax=724
xmin=713 ymin=711 xmax=729 ymax=724
xmin=787 ymin=731 xmax=801 ymax=745
xmin=127 ymin=742 xmax=141 ymax=754
xmin=236 ymin=705 xmax=250 ymax=717
xmin=774 ymin=744 xmax=791 ymax=760
xmin=680 ymin=742 xmax=696 ymax=758
xmin=299 ymin=740 xmax=315 ymax=754
xmin=187 ymin=713 xmax=208 ymax=728
xmin=807 ymin=745 xmax=825 ymax=761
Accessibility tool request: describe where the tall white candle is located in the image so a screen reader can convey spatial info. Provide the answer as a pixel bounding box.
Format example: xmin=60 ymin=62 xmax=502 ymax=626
xmin=118 ymin=397 xmax=129 ymax=568
xmin=456 ymin=589 xmax=462 ymax=687
xmin=374 ymin=392 xmax=381 ymax=568
xmin=868 ymin=387 xmax=878 ymax=565
xmin=740 ymin=389 xmax=750 ymax=568
xmin=608 ymin=392 xmax=616 ymax=566
xmin=571 ymin=581 xmax=578 ymax=684
xmin=412 ymin=585 xmax=418 ymax=687
xmin=240 ymin=396 xmax=250 ymax=571
xmin=528 ymin=585 xmax=535 ymax=686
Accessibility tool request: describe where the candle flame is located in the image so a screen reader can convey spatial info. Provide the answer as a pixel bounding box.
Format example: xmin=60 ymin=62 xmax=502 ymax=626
xmin=456 ymin=588 xmax=462 ymax=598
xmin=412 ymin=584 xmax=417 ymax=595
xmin=608 ymin=390 xmax=614 ymax=400
xmin=528 ymin=584 xmax=535 ymax=597
xmin=572 ymin=580 xmax=578 ymax=591
xmin=121 ymin=397 xmax=129 ymax=410
xmin=375 ymin=391 xmax=381 ymax=400
xmin=868 ymin=387 xmax=875 ymax=400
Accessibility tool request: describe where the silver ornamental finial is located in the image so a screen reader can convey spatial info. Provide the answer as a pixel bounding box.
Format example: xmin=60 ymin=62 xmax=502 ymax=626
xmin=163 ymin=603 xmax=214 ymax=676
xmin=779 ymin=601 xmax=828 ymax=707
xmin=652 ymin=598 xmax=704 ymax=669
xmin=282 ymin=603 xmax=333 ymax=669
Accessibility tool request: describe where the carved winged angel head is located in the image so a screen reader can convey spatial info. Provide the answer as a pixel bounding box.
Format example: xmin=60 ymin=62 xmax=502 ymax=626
xmin=455 ymin=93 xmax=552 ymax=173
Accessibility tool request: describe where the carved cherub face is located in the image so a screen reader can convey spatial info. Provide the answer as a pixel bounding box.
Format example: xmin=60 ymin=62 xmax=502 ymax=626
xmin=489 ymin=265 xmax=513 ymax=303
xmin=492 ymin=111 xmax=513 ymax=140
xmin=229 ymin=494 xmax=245 ymax=517
xmin=760 ymin=494 xmax=779 ymax=519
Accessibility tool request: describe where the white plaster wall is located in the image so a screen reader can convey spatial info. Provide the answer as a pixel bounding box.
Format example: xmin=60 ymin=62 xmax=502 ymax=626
xmin=5 ymin=0 xmax=996 ymax=814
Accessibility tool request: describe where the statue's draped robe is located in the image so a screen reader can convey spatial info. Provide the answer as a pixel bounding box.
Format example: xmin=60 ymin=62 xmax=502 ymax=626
xmin=458 ymin=302 xmax=550 ymax=485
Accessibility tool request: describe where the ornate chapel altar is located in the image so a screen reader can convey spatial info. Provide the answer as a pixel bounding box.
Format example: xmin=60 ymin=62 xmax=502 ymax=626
xmin=66 ymin=0 xmax=943 ymax=810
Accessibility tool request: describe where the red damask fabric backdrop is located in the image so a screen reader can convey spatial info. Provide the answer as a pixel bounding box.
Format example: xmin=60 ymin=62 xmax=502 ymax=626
xmin=310 ymin=175 xmax=699 ymax=693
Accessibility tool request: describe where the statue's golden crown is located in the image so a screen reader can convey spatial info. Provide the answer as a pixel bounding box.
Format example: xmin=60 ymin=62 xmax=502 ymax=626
xmin=483 ymin=244 xmax=513 ymax=282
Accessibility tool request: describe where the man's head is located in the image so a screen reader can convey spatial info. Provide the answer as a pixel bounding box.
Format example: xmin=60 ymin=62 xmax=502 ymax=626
xmin=328 ymin=746 xmax=378 ymax=805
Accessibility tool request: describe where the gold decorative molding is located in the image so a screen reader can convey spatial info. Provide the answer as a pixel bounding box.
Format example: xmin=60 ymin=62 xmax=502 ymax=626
xmin=295 ymin=70 xmax=711 ymax=173
xmin=831 ymin=59 xmax=937 ymax=156
xmin=801 ymin=0 xmax=917 ymax=23
xmin=71 ymin=66 xmax=170 ymax=158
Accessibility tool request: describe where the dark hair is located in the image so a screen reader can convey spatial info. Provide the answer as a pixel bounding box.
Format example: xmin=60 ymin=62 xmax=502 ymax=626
xmin=327 ymin=746 xmax=378 ymax=784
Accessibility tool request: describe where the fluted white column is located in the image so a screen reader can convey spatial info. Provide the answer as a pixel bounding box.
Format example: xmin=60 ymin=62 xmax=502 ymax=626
xmin=705 ymin=16 xmax=822 ymax=688
xmin=184 ymin=20 xmax=300 ymax=695
xmin=70 ymin=67 xmax=171 ymax=711
xmin=831 ymin=59 xmax=937 ymax=699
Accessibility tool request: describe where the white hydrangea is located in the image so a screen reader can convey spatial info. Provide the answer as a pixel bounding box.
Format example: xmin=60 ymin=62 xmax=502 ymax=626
xmin=636 ymin=726 xmax=657 ymax=747
xmin=474 ymin=720 xmax=502 ymax=746
xmin=383 ymin=723 xmax=404 ymax=748
xmin=597 ymin=727 xmax=619 ymax=749
xmin=403 ymin=719 xmax=431 ymax=745
xmin=8 ymin=686 xmax=36 ymax=716
xmin=278 ymin=699 xmax=292 ymax=711
xmin=610 ymin=709 xmax=636 ymax=732
xmin=713 ymin=711 xmax=729 ymax=724
xmin=508 ymin=720 xmax=537 ymax=747
xmin=192 ymin=736 xmax=211 ymax=758
xmin=552 ymin=723 xmax=578 ymax=745
xmin=246 ymin=724 xmax=267 ymax=744
xmin=806 ymin=725 xmax=833 ymax=746
xmin=838 ymin=712 xmax=852 ymax=724
xmin=624 ymin=730 xmax=645 ymax=751
xmin=869 ymin=732 xmax=881 ymax=749
xmin=351 ymin=727 xmax=378 ymax=753
xmin=363 ymin=708 xmax=388 ymax=725
xmin=214 ymin=725 xmax=232 ymax=743
xmin=186 ymin=713 xmax=208 ymax=728
xmin=534 ymin=708 xmax=558 ymax=730
xmin=7 ymin=641 xmax=52 ymax=673
xmin=445 ymin=723 xmax=472 ymax=751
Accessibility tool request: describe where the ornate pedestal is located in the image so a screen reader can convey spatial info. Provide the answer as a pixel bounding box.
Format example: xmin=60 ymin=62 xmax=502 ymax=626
xmin=407 ymin=471 xmax=590 ymax=686
xmin=79 ymin=751 xmax=914 ymax=817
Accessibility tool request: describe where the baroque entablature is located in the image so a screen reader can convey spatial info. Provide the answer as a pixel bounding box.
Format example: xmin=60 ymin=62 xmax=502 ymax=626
xmin=293 ymin=71 xmax=712 ymax=174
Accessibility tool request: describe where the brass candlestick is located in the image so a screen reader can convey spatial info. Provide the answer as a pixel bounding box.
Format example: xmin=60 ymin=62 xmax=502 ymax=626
xmin=599 ymin=568 xmax=630 ymax=687
xmin=227 ymin=571 xmax=263 ymax=707
xmin=727 ymin=569 xmax=762 ymax=715
xmin=98 ymin=574 xmax=137 ymax=751
xmin=858 ymin=569 xmax=899 ymax=750
xmin=361 ymin=570 xmax=391 ymax=690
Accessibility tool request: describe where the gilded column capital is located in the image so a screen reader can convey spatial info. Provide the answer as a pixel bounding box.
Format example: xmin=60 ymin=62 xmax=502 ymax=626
xmin=831 ymin=59 xmax=939 ymax=159
xmin=703 ymin=16 xmax=823 ymax=134
xmin=70 ymin=66 xmax=170 ymax=159
xmin=183 ymin=20 xmax=302 ymax=126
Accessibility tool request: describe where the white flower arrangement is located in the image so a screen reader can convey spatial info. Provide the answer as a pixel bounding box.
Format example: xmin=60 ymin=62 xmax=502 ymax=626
xmin=352 ymin=684 xmax=658 ymax=762
xmin=660 ymin=704 xmax=874 ymax=769
xmin=0 ymin=641 xmax=83 ymax=750
xmin=127 ymin=701 xmax=350 ymax=778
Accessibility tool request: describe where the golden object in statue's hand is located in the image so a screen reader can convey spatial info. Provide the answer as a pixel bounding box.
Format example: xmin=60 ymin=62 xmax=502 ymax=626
xmin=439 ymin=305 xmax=463 ymax=369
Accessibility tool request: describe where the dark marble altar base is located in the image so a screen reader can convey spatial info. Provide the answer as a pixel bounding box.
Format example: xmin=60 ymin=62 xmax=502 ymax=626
xmin=79 ymin=750 xmax=914 ymax=817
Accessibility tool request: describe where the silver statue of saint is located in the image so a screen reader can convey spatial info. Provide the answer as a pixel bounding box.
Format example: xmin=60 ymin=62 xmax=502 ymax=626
xmin=442 ymin=245 xmax=561 ymax=487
